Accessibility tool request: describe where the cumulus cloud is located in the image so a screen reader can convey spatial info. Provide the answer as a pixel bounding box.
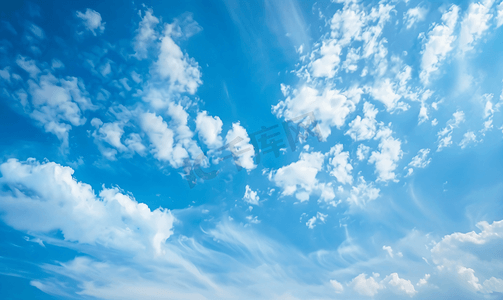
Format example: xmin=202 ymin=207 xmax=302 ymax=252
xmin=369 ymin=78 xmax=405 ymax=111
xmin=327 ymin=144 xmax=353 ymax=184
xmin=273 ymin=86 xmax=361 ymax=141
xmin=224 ymin=122 xmax=256 ymax=170
xmin=140 ymin=112 xmax=187 ymax=168
xmin=155 ymin=23 xmax=202 ymax=94
xmin=195 ymin=111 xmax=223 ymax=149
xmin=133 ymin=9 xmax=159 ymax=59
xmin=356 ymin=144 xmax=370 ymax=161
xmin=270 ymin=151 xmax=325 ymax=202
xmin=383 ymin=273 xmax=417 ymax=297
xmin=26 ymin=73 xmax=94 ymax=148
xmin=330 ymin=279 xmax=344 ymax=293
xmin=345 ymin=102 xmax=378 ymax=141
xmin=369 ymin=126 xmax=403 ymax=182
xmin=459 ymin=0 xmax=495 ymax=53
xmin=349 ymin=273 xmax=383 ymax=297
xmin=76 ymin=8 xmax=105 ymax=36
xmin=0 ymin=159 xmax=174 ymax=255
xmin=243 ymin=185 xmax=260 ymax=205
xmin=431 ymin=219 xmax=503 ymax=294
xmin=404 ymin=6 xmax=428 ymax=29
xmin=420 ymin=5 xmax=459 ymax=84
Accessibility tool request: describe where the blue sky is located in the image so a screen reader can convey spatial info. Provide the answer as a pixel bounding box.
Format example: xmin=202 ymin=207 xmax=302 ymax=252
xmin=1 ymin=0 xmax=503 ymax=299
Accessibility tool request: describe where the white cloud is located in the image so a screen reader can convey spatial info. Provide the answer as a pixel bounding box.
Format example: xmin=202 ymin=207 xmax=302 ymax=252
xmin=243 ymin=185 xmax=260 ymax=205
xmin=310 ymin=40 xmax=342 ymax=78
xmin=195 ymin=111 xmax=223 ymax=149
xmin=356 ymin=144 xmax=370 ymax=161
xmin=224 ymin=122 xmax=256 ymax=171
xmin=330 ymin=279 xmax=344 ymax=293
xmin=431 ymin=219 xmax=503 ymax=294
xmin=155 ymin=24 xmax=202 ymax=94
xmin=345 ymin=102 xmax=378 ymax=141
xmin=409 ymin=148 xmax=431 ymax=169
xmin=370 ymin=78 xmax=405 ymax=111
xmin=349 ymin=273 xmax=383 ymax=297
xmin=404 ymin=7 xmax=428 ymax=29
xmin=26 ymin=73 xmax=94 ymax=148
xmin=270 ymin=152 xmax=325 ymax=202
xmin=347 ymin=176 xmax=380 ymax=208
xmin=459 ymin=131 xmax=478 ymax=148
xmin=273 ymin=86 xmax=361 ymax=141
xmin=369 ymin=126 xmax=403 ymax=182
xmin=76 ymin=8 xmax=105 ymax=36
xmin=417 ymin=274 xmax=430 ymax=287
xmin=497 ymin=1 xmax=503 ymax=28
xmin=305 ymin=212 xmax=327 ymax=229
xmin=16 ymin=55 xmax=40 ymax=78
xmin=420 ymin=5 xmax=459 ymax=84
xmin=459 ymin=0 xmax=495 ymax=53
xmin=140 ymin=112 xmax=187 ymax=168
xmin=0 ymin=159 xmax=175 ymax=256
xmin=327 ymin=144 xmax=353 ymax=184
xmin=437 ymin=110 xmax=465 ymax=151
xmin=133 ymin=9 xmax=159 ymax=59
xmin=383 ymin=273 xmax=417 ymax=297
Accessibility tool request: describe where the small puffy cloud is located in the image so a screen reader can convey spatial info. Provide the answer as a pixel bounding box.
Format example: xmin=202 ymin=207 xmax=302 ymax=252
xmin=273 ymin=86 xmax=361 ymax=141
xmin=369 ymin=126 xmax=403 ymax=182
xmin=24 ymin=73 xmax=94 ymax=148
xmin=383 ymin=273 xmax=417 ymax=297
xmin=404 ymin=6 xmax=428 ymax=29
xmin=382 ymin=245 xmax=401 ymax=258
xmin=420 ymin=5 xmax=459 ymax=84
xmin=310 ymin=40 xmax=341 ymax=78
xmin=243 ymin=185 xmax=260 ymax=205
xmin=437 ymin=110 xmax=465 ymax=151
xmin=356 ymin=144 xmax=370 ymax=161
xmin=459 ymin=131 xmax=478 ymax=149
xmin=330 ymin=279 xmax=344 ymax=293
xmin=349 ymin=273 xmax=383 ymax=297
xmin=417 ymin=274 xmax=430 ymax=287
xmin=370 ymin=78 xmax=404 ymax=111
xmin=345 ymin=102 xmax=378 ymax=141
xmin=195 ymin=111 xmax=223 ymax=149
xmin=76 ymin=8 xmax=105 ymax=36
xmin=16 ymin=55 xmax=40 ymax=78
xmin=347 ymin=176 xmax=380 ymax=208
xmin=270 ymin=152 xmax=325 ymax=202
xmin=305 ymin=212 xmax=327 ymax=229
xmin=327 ymin=144 xmax=353 ymax=184
xmin=409 ymin=148 xmax=431 ymax=169
xmin=224 ymin=122 xmax=256 ymax=171
xmin=140 ymin=112 xmax=187 ymax=168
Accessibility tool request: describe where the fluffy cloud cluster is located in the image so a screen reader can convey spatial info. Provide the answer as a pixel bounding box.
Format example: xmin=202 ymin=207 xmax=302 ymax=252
xmin=76 ymin=8 xmax=105 ymax=36
xmin=0 ymin=159 xmax=175 ymax=255
xmin=369 ymin=126 xmax=403 ymax=182
xmin=273 ymin=85 xmax=361 ymax=141
xmin=420 ymin=5 xmax=459 ymax=84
